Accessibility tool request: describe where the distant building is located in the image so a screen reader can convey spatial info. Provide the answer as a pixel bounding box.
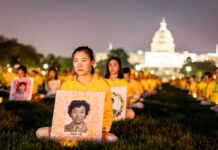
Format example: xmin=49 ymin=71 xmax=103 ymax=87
xmin=95 ymin=52 xmax=107 ymax=63
xmin=151 ymin=18 xmax=175 ymax=52
xmin=128 ymin=50 xmax=145 ymax=64
xmin=197 ymin=44 xmax=218 ymax=66
xmin=95 ymin=19 xmax=217 ymax=78
xmin=144 ymin=18 xmax=197 ymax=69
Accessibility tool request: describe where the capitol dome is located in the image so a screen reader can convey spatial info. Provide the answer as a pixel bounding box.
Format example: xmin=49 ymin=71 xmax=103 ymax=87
xmin=151 ymin=18 xmax=175 ymax=52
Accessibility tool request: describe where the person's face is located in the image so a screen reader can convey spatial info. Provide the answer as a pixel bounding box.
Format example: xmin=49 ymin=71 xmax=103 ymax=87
xmin=108 ymin=60 xmax=120 ymax=76
xmin=48 ymin=70 xmax=56 ymax=79
xmin=17 ymin=69 xmax=26 ymax=78
xmin=70 ymin=106 xmax=86 ymax=124
xmin=123 ymin=73 xmax=130 ymax=81
xmin=73 ymin=51 xmax=94 ymax=76
xmin=203 ymin=75 xmax=209 ymax=83
xmin=18 ymin=84 xmax=26 ymax=92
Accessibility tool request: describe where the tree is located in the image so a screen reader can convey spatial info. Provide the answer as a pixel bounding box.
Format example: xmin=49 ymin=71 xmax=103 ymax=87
xmin=0 ymin=35 xmax=42 ymax=68
xmin=95 ymin=48 xmax=133 ymax=75
xmin=180 ymin=61 xmax=216 ymax=78
xmin=95 ymin=59 xmax=107 ymax=75
xmin=107 ymin=48 xmax=131 ymax=68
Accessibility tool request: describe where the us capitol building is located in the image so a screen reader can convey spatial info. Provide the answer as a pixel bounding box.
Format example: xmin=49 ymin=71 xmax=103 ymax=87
xmin=95 ymin=18 xmax=218 ymax=78
xmin=144 ymin=18 xmax=196 ymax=69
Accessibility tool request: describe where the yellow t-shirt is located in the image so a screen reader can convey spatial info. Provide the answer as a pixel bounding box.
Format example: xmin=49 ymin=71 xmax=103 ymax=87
xmin=179 ymin=78 xmax=188 ymax=90
xmin=197 ymin=81 xmax=207 ymax=98
xmin=189 ymin=82 xmax=198 ymax=96
xmin=105 ymin=78 xmax=128 ymax=87
xmin=141 ymin=78 xmax=156 ymax=93
xmin=32 ymin=75 xmax=44 ymax=94
xmin=2 ymin=72 xmax=17 ymax=87
xmin=128 ymin=79 xmax=143 ymax=103
xmin=61 ymin=74 xmax=113 ymax=132
xmin=205 ymin=80 xmax=218 ymax=104
xmin=59 ymin=75 xmax=72 ymax=84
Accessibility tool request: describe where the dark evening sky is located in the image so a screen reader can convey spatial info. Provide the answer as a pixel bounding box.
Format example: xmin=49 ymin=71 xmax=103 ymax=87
xmin=0 ymin=0 xmax=218 ymax=57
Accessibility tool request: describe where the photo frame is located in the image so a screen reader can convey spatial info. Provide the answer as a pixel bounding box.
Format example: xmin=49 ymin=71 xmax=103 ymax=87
xmin=9 ymin=77 xmax=34 ymax=101
xmin=111 ymin=86 xmax=127 ymax=121
xmin=51 ymin=90 xmax=105 ymax=141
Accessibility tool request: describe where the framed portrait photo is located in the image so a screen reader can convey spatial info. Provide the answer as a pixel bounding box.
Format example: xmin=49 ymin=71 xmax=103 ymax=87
xmin=9 ymin=77 xmax=34 ymax=101
xmin=50 ymin=90 xmax=105 ymax=141
xmin=111 ymin=86 xmax=127 ymax=121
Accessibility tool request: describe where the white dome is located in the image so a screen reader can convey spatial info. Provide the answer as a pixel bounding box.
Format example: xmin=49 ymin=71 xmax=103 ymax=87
xmin=151 ymin=18 xmax=175 ymax=52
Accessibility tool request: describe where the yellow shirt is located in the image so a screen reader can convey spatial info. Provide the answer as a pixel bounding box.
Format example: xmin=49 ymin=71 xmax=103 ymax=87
xmin=59 ymin=75 xmax=72 ymax=84
xmin=105 ymin=78 xmax=128 ymax=87
xmin=179 ymin=78 xmax=188 ymax=90
xmin=205 ymin=80 xmax=218 ymax=104
xmin=141 ymin=78 xmax=156 ymax=93
xmin=197 ymin=81 xmax=207 ymax=98
xmin=61 ymin=74 xmax=113 ymax=132
xmin=128 ymin=79 xmax=143 ymax=103
xmin=2 ymin=72 xmax=17 ymax=87
xmin=32 ymin=75 xmax=44 ymax=94
xmin=188 ymin=82 xmax=198 ymax=96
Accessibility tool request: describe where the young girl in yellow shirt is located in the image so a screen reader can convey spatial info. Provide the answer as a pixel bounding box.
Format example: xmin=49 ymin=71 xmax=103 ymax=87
xmin=36 ymin=46 xmax=117 ymax=142
xmin=104 ymin=57 xmax=135 ymax=119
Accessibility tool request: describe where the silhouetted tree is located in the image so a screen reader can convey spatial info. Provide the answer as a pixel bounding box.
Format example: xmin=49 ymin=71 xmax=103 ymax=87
xmin=180 ymin=61 xmax=216 ymax=78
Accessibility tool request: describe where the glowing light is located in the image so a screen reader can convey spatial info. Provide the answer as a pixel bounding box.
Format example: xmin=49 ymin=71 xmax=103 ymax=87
xmin=43 ymin=64 xmax=49 ymax=69
xmin=193 ymin=93 xmax=197 ymax=98
xmin=135 ymin=65 xmax=141 ymax=71
xmin=150 ymin=70 xmax=154 ymax=74
xmin=137 ymin=50 xmax=144 ymax=55
xmin=7 ymin=67 xmax=12 ymax=73
xmin=41 ymin=70 xmax=46 ymax=76
xmin=172 ymin=75 xmax=176 ymax=80
xmin=185 ymin=66 xmax=192 ymax=72
xmin=0 ymin=97 xmax=2 ymax=104
xmin=165 ymin=70 xmax=170 ymax=75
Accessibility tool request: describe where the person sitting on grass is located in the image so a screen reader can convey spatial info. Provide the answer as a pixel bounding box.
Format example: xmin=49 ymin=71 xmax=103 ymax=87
xmin=45 ymin=67 xmax=61 ymax=97
xmin=36 ymin=46 xmax=118 ymax=142
xmin=104 ymin=57 xmax=135 ymax=120
xmin=17 ymin=65 xmax=27 ymax=78
xmin=187 ymin=75 xmax=199 ymax=98
xmin=204 ymin=68 xmax=218 ymax=109
xmin=197 ymin=72 xmax=212 ymax=101
xmin=123 ymin=67 xmax=144 ymax=109
xmin=33 ymin=67 xmax=60 ymax=100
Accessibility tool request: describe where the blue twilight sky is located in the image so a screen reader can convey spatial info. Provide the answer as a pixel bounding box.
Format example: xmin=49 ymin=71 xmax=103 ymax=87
xmin=0 ymin=0 xmax=218 ymax=57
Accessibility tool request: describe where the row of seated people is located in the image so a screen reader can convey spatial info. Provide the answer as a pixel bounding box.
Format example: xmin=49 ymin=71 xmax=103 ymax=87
xmin=0 ymin=47 xmax=162 ymax=144
xmin=0 ymin=66 xmax=162 ymax=103
xmin=170 ymin=68 xmax=218 ymax=112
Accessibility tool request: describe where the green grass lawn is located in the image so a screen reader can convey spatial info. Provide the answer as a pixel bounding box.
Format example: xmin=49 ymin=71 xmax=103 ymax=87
xmin=1 ymin=84 xmax=218 ymax=150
